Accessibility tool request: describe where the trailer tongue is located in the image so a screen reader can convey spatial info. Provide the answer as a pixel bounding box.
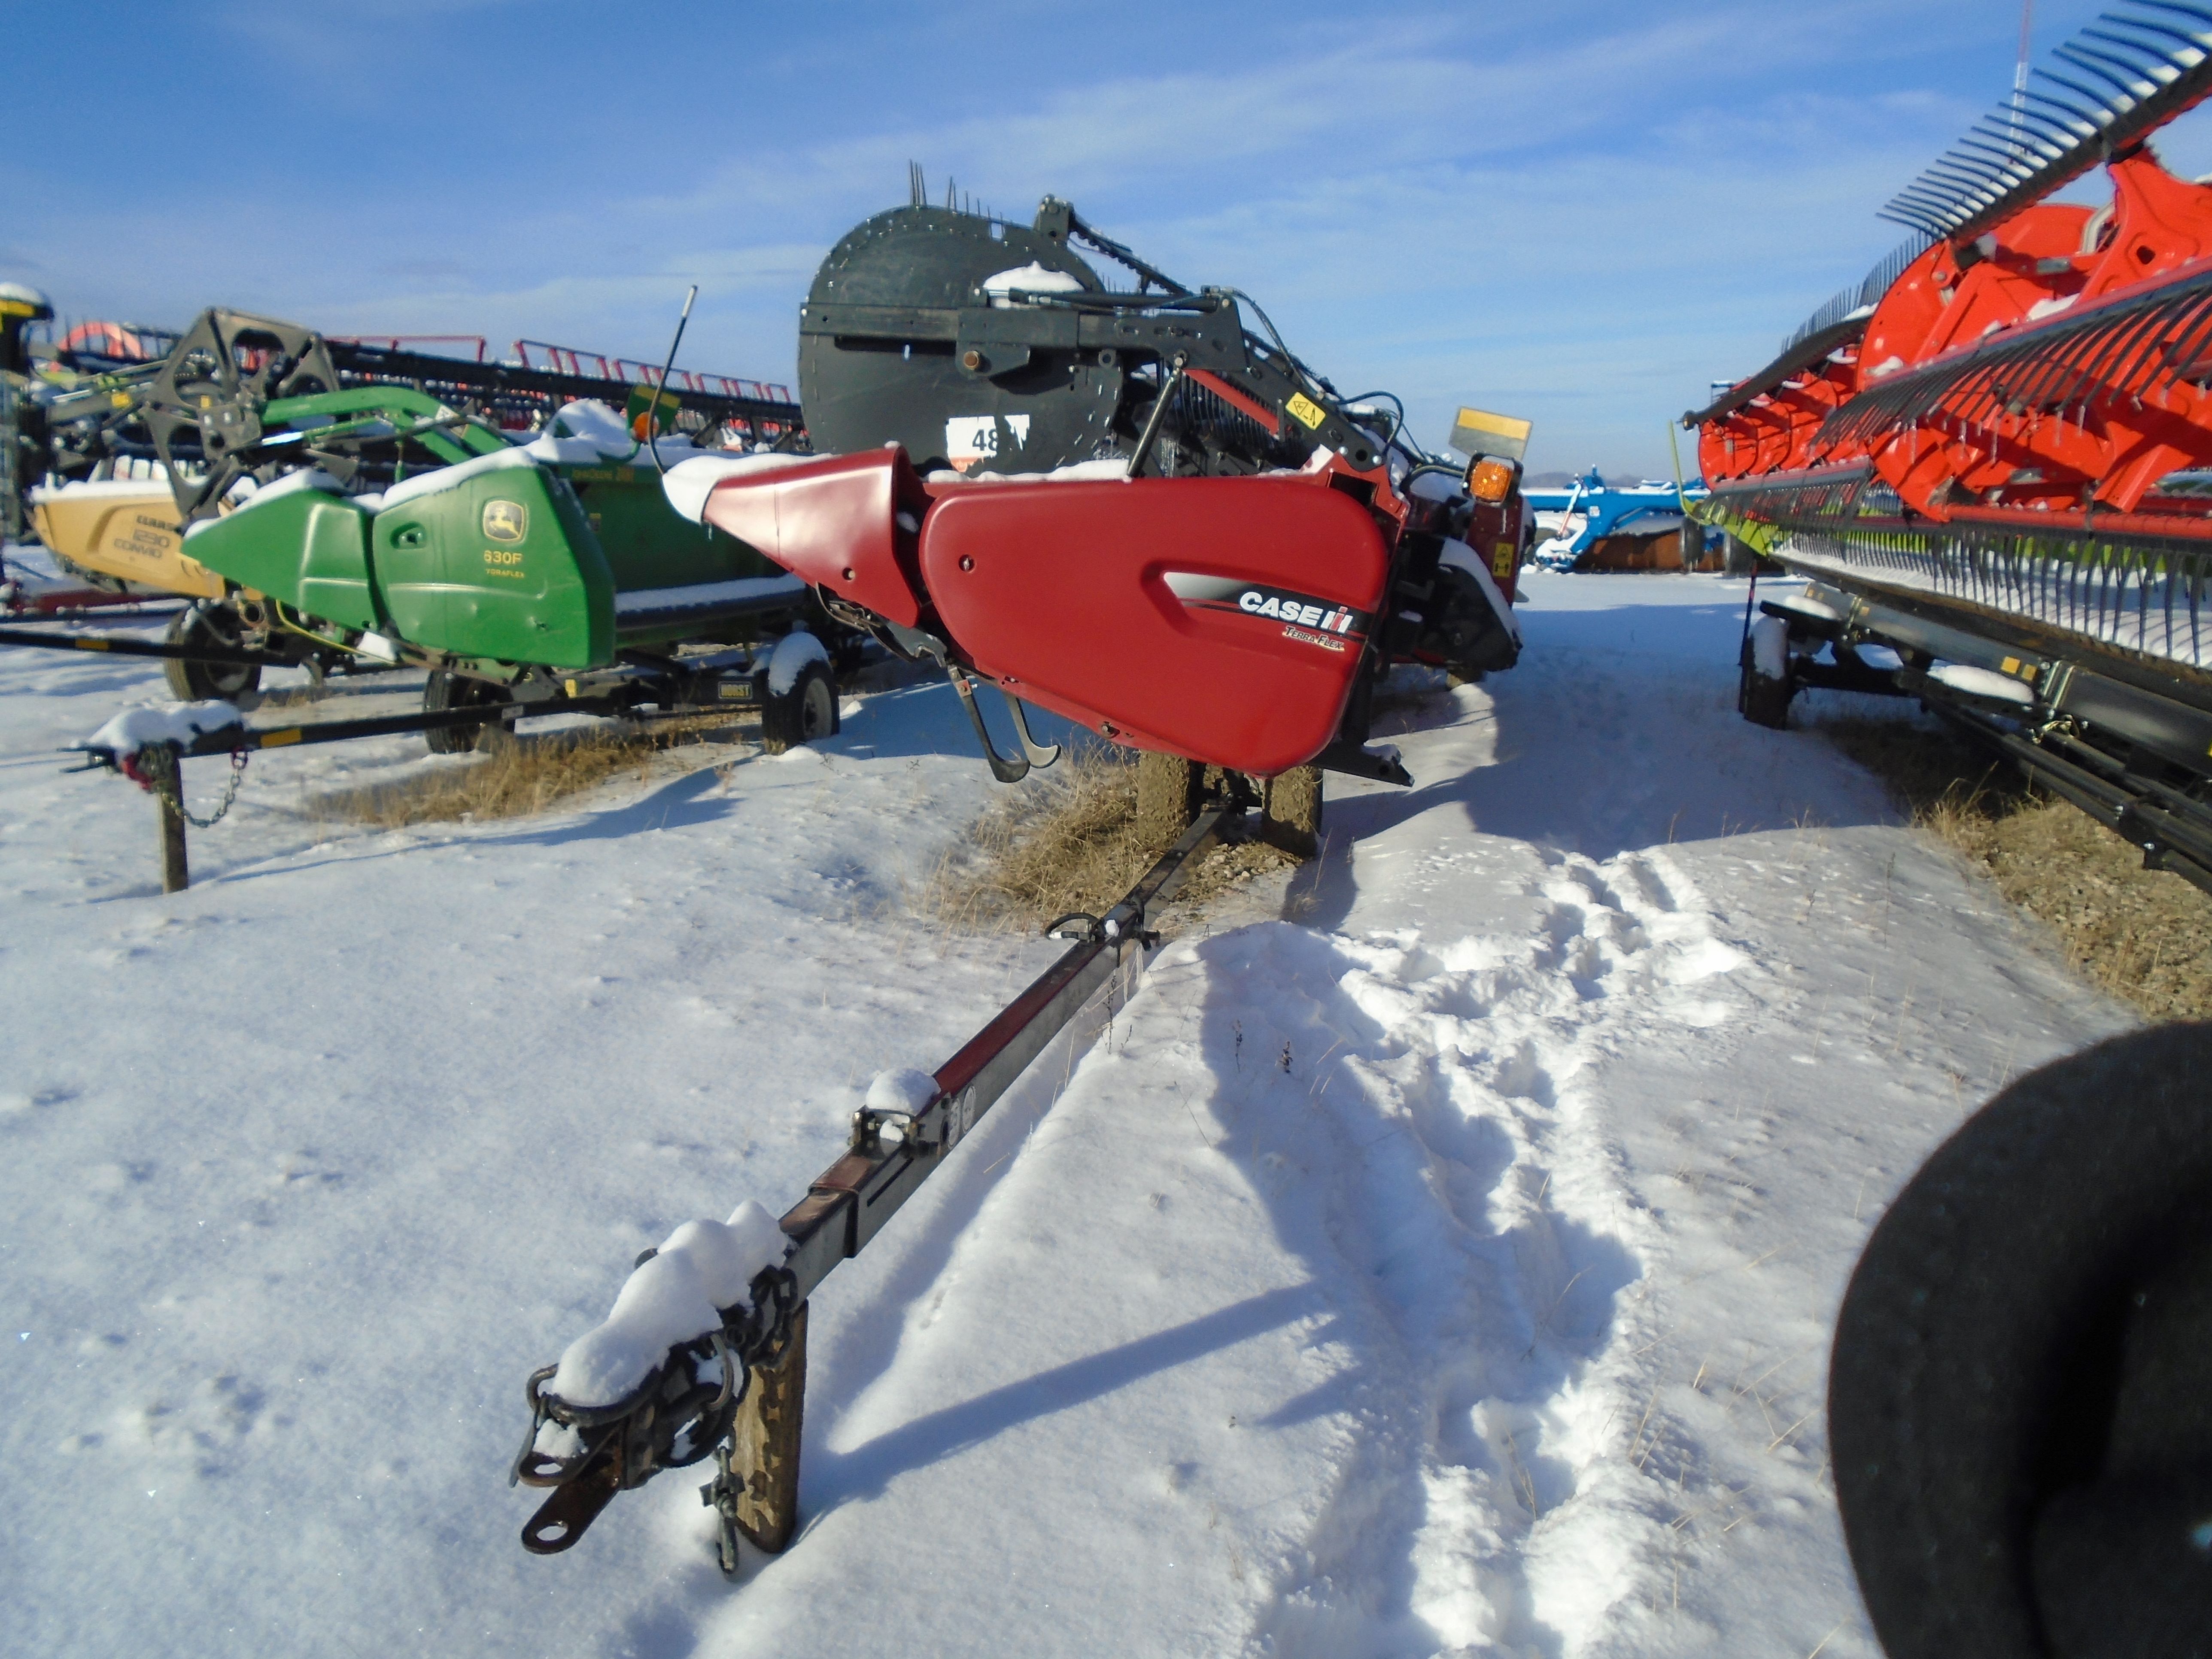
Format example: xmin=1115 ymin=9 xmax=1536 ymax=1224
xmin=513 ymin=799 xmax=1237 ymax=1568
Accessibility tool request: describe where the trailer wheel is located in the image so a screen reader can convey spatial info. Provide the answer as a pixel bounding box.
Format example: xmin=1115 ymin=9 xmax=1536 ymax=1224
xmin=161 ymin=603 xmax=261 ymax=703
xmin=423 ymin=670 xmax=511 ymax=754
xmin=1739 ymin=615 xmax=1794 ymax=730
xmin=760 ymin=661 xmax=838 ymax=754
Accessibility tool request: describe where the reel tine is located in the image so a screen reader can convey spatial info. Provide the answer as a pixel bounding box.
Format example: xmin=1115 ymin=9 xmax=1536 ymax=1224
xmin=2036 ymin=63 xmax=2125 ymax=117
xmin=2054 ymin=43 xmax=2151 ymax=101
xmin=1880 ymin=1 xmax=2212 ymax=241
xmin=2130 ymin=0 xmax=2212 ymax=28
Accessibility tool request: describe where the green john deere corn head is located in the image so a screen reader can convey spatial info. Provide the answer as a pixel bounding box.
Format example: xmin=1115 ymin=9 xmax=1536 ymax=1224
xmin=63 ymin=309 xmax=824 ymax=712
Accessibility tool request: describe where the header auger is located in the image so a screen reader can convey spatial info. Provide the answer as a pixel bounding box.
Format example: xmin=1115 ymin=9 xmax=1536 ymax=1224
xmin=1689 ymin=3 xmax=2212 ymax=894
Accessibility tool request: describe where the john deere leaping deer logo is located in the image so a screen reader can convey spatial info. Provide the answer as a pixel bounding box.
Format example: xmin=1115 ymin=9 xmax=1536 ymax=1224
xmin=483 ymin=499 xmax=529 ymax=543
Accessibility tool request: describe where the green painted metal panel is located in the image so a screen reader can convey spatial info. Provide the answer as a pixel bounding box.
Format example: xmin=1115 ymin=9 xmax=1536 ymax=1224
xmin=296 ymin=498 xmax=381 ymax=628
xmin=180 ymin=487 xmax=378 ymax=628
xmin=558 ymin=462 xmax=781 ymax=596
xmin=169 ymin=437 xmax=780 ymax=667
xmin=370 ymin=462 xmax=614 ymax=667
xmin=265 ymin=386 xmax=509 ymax=464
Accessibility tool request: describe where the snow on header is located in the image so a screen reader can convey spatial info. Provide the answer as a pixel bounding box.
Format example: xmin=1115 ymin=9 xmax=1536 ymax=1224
xmin=518 ymin=400 xmax=725 ymax=469
xmin=28 ymin=477 xmax=176 ymax=505
xmin=658 ymin=453 xmax=814 ymax=525
xmin=76 ymin=700 xmax=245 ymax=761
xmin=922 ymin=457 xmax=1130 ymax=486
xmin=981 ymin=264 xmax=1086 ymax=308
xmin=378 ymin=447 xmax=539 ymax=512
xmin=519 ymin=400 xmax=638 ymax=465
xmin=1929 ymin=662 xmax=2035 ymax=705
xmin=865 ymin=1066 xmax=939 ymax=1114
xmin=182 ymin=468 xmax=349 ymax=538
xmin=550 ymin=1200 xmax=787 ymax=1409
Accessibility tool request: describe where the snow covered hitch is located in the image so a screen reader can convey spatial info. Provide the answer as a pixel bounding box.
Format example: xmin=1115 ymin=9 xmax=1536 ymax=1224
xmin=513 ymin=796 xmax=1238 ymax=1571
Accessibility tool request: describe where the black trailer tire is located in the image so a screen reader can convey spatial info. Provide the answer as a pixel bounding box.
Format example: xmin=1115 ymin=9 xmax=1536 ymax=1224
xmin=161 ymin=603 xmax=262 ymax=703
xmin=423 ymin=670 xmax=512 ymax=755
xmin=759 ymin=661 xmax=839 ymax=754
xmin=1741 ymin=667 xmax=1793 ymax=730
xmin=1739 ymin=620 xmax=1794 ymax=730
xmin=1830 ymin=1022 xmax=2212 ymax=1659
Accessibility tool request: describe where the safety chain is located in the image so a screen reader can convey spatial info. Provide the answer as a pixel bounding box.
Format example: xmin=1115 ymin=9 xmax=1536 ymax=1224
xmin=135 ymin=742 xmax=248 ymax=830
xmin=512 ymin=1262 xmax=802 ymax=1531
xmin=745 ymin=1266 xmax=801 ymax=1367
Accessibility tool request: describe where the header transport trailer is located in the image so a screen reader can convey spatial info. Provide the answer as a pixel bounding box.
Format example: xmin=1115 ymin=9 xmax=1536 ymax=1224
xmin=10 ymin=307 xmax=845 ymax=749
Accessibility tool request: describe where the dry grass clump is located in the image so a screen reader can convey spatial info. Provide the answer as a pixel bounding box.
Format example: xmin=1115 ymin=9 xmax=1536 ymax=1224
xmin=322 ymin=717 xmax=740 ymax=830
xmin=1817 ymin=713 xmax=2212 ymax=1020
xmin=915 ymin=745 xmax=1296 ymax=934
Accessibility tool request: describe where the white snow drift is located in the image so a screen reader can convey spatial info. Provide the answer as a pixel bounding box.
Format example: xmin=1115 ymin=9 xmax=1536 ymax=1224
xmin=0 ymin=564 xmax=2132 ymax=1659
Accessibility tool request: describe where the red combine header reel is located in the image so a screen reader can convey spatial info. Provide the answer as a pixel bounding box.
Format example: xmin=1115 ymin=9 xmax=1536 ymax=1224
xmin=665 ymin=182 xmax=1531 ymax=787
xmin=1689 ymin=2 xmax=2212 ymax=892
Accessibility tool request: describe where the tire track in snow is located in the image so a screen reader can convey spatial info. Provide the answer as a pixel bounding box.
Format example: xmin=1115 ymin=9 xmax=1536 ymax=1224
xmin=718 ymin=845 xmax=1754 ymax=1657
xmin=1232 ymin=845 xmax=1751 ymax=1656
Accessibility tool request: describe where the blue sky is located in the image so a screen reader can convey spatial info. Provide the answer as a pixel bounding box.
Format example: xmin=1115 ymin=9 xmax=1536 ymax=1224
xmin=9 ymin=0 xmax=2206 ymax=476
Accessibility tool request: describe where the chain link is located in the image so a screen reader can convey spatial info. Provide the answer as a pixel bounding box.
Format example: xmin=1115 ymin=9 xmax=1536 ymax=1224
xmin=139 ymin=742 xmax=248 ymax=829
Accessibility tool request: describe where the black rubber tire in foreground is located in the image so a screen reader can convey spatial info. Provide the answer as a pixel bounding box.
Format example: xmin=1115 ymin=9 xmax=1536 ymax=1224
xmin=161 ymin=603 xmax=261 ymax=703
xmin=1829 ymin=1021 xmax=2212 ymax=1659
xmin=759 ymin=660 xmax=838 ymax=755
xmin=422 ymin=670 xmax=513 ymax=755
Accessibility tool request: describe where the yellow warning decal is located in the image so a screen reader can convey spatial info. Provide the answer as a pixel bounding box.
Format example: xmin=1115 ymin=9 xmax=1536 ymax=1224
xmin=2001 ymin=656 xmax=2020 ymax=674
xmin=1449 ymin=407 xmax=1533 ymax=463
xmin=1285 ymin=392 xmax=1326 ymax=430
xmin=1492 ymin=541 xmax=1516 ymax=579
xmin=260 ymin=728 xmax=304 ymax=748
xmin=77 ymin=638 xmax=112 ymax=651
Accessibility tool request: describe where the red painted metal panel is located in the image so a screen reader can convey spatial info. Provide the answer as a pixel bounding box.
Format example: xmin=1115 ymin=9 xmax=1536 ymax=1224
xmin=697 ymin=450 xmax=930 ymax=628
xmin=917 ymin=477 xmax=1388 ymax=774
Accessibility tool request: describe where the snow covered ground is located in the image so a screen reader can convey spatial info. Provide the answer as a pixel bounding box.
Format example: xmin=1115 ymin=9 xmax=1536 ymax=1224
xmin=0 ymin=571 xmax=2131 ymax=1657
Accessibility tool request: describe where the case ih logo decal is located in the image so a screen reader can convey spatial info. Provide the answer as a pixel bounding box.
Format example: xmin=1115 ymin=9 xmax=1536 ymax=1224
xmin=482 ymin=499 xmax=529 ymax=543
xmin=1163 ymin=573 xmax=1372 ymax=652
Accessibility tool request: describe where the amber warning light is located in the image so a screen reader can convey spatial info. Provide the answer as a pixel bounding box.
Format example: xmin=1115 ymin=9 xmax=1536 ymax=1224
xmin=1468 ymin=456 xmax=1519 ymax=502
